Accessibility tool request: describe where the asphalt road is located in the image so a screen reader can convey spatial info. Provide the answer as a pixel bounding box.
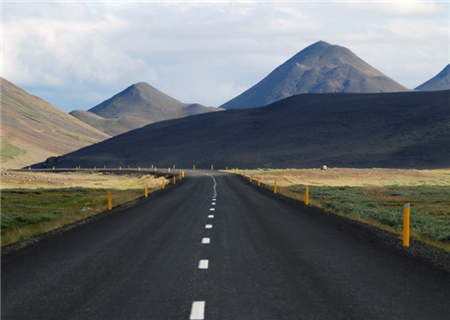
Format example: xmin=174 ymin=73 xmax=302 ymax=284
xmin=2 ymin=170 xmax=450 ymax=320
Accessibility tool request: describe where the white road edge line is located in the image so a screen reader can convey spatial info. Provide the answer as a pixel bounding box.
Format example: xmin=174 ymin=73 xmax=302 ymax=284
xmin=190 ymin=301 xmax=205 ymax=320
xmin=202 ymin=238 xmax=210 ymax=244
xmin=198 ymin=259 xmax=209 ymax=269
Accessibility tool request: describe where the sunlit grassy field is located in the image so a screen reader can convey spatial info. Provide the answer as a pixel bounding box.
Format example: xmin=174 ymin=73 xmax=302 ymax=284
xmin=1 ymin=170 xmax=167 ymax=246
xmin=233 ymin=168 xmax=450 ymax=250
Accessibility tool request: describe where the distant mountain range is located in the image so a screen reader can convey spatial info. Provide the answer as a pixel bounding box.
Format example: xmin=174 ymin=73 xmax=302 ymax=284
xmin=415 ymin=64 xmax=450 ymax=91
xmin=0 ymin=77 xmax=110 ymax=168
xmin=38 ymin=90 xmax=450 ymax=170
xmin=220 ymin=41 xmax=409 ymax=109
xmin=71 ymin=82 xmax=222 ymax=135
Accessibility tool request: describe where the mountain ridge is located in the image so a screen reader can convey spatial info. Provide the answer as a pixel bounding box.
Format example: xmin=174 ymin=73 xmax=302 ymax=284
xmin=220 ymin=41 xmax=409 ymax=109
xmin=415 ymin=64 xmax=450 ymax=91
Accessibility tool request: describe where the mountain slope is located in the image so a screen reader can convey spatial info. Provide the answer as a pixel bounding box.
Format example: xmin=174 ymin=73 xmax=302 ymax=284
xmin=415 ymin=64 xmax=450 ymax=91
xmin=0 ymin=77 xmax=111 ymax=168
xmin=75 ymin=82 xmax=222 ymax=135
xmin=37 ymin=90 xmax=449 ymax=170
xmin=220 ymin=41 xmax=409 ymax=109
xmin=69 ymin=110 xmax=149 ymax=136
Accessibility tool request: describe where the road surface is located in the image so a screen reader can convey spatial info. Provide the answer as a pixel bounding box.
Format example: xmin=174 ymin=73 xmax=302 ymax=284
xmin=2 ymin=170 xmax=450 ymax=319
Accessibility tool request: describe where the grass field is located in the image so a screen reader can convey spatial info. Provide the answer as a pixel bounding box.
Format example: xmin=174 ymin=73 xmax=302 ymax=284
xmin=1 ymin=170 xmax=167 ymax=246
xmin=235 ymin=168 xmax=450 ymax=250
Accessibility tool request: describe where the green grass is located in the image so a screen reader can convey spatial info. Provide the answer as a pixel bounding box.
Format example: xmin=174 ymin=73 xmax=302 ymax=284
xmin=1 ymin=187 xmax=146 ymax=246
xmin=1 ymin=137 xmax=26 ymax=163
xmin=287 ymin=185 xmax=450 ymax=243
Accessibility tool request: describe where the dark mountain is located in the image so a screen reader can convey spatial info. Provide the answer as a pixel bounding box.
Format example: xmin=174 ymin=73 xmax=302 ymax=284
xmin=220 ymin=41 xmax=409 ymax=109
xmin=37 ymin=90 xmax=449 ymax=170
xmin=0 ymin=77 xmax=110 ymax=168
xmin=72 ymin=82 xmax=222 ymax=135
xmin=415 ymin=64 xmax=450 ymax=91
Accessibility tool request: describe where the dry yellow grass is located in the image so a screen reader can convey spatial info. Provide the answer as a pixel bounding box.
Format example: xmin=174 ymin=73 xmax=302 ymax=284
xmin=1 ymin=170 xmax=167 ymax=190
xmin=241 ymin=168 xmax=450 ymax=187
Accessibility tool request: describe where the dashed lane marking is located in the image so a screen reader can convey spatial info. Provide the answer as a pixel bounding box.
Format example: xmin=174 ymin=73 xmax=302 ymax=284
xmin=205 ymin=224 xmax=213 ymax=229
xmin=209 ymin=208 xmax=215 ymax=211
xmin=202 ymin=238 xmax=210 ymax=244
xmin=198 ymin=260 xmax=209 ymax=269
xmin=190 ymin=301 xmax=205 ymax=320
xmin=208 ymin=215 xmax=214 ymax=218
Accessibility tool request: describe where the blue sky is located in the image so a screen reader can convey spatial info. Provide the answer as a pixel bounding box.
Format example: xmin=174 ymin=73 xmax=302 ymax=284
xmin=2 ymin=0 xmax=449 ymax=113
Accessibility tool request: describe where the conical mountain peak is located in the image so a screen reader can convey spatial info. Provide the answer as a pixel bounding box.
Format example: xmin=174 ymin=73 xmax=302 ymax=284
xmin=416 ymin=64 xmax=450 ymax=91
xmin=220 ymin=41 xmax=409 ymax=109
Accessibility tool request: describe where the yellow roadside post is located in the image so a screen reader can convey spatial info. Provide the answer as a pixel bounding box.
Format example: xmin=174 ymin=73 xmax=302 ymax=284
xmin=236 ymin=168 xmax=238 ymax=174
xmin=53 ymin=166 xmax=55 ymax=170
xmin=119 ymin=166 xmax=121 ymax=171
xmin=274 ymin=181 xmax=277 ymax=194
xmin=226 ymin=167 xmax=228 ymax=172
xmin=138 ymin=167 xmax=141 ymax=171
xmin=145 ymin=184 xmax=148 ymax=197
xmin=104 ymin=165 xmax=106 ymax=169
xmin=29 ymin=167 xmax=31 ymax=170
xmin=403 ymin=203 xmax=410 ymax=246
xmin=305 ymin=186 xmax=309 ymax=206
xmin=243 ymin=171 xmax=246 ymax=178
xmin=155 ymin=167 xmax=157 ymax=172
xmin=258 ymin=178 xmax=261 ymax=187
xmin=179 ymin=170 xmax=182 ymax=180
xmin=162 ymin=179 xmax=165 ymax=189
xmin=151 ymin=164 xmax=154 ymax=169
xmin=173 ymin=176 xmax=176 ymax=184
xmin=211 ymin=165 xmax=214 ymax=171
xmin=94 ymin=166 xmax=96 ymax=170
xmin=168 ymin=168 xmax=170 ymax=173
xmin=107 ymin=191 xmax=112 ymax=210
xmin=193 ymin=165 xmax=195 ymax=170
xmin=182 ymin=171 xmax=185 ymax=178
xmin=250 ymin=175 xmax=252 ymax=183
xmin=128 ymin=165 xmax=130 ymax=169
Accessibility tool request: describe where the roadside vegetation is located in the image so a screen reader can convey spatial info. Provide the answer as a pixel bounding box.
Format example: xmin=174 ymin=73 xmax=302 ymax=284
xmin=236 ymin=168 xmax=450 ymax=251
xmin=1 ymin=170 xmax=167 ymax=246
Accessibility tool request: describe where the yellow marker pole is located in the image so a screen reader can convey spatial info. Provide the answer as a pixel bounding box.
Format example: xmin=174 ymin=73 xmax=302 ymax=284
xmin=179 ymin=170 xmax=182 ymax=180
xmin=29 ymin=167 xmax=31 ymax=170
xmin=226 ymin=167 xmax=228 ymax=172
xmin=107 ymin=191 xmax=112 ymax=211
xmin=243 ymin=171 xmax=246 ymax=178
xmin=236 ymin=168 xmax=238 ymax=174
xmin=193 ymin=165 xmax=196 ymax=170
xmin=168 ymin=168 xmax=170 ymax=173
xmin=151 ymin=164 xmax=154 ymax=169
xmin=173 ymin=165 xmax=176 ymax=169
xmin=403 ymin=203 xmax=410 ymax=246
xmin=138 ymin=167 xmax=140 ymax=171
xmin=128 ymin=165 xmax=130 ymax=169
xmin=162 ymin=179 xmax=165 ymax=189
xmin=258 ymin=178 xmax=261 ymax=187
xmin=94 ymin=166 xmax=97 ymax=170
xmin=274 ymin=181 xmax=277 ymax=194
xmin=155 ymin=167 xmax=157 ymax=172
xmin=250 ymin=175 xmax=252 ymax=183
xmin=305 ymin=186 xmax=309 ymax=206
xmin=182 ymin=171 xmax=185 ymax=178
xmin=53 ymin=166 xmax=55 ymax=170
xmin=211 ymin=165 xmax=214 ymax=171
xmin=104 ymin=165 xmax=106 ymax=169
xmin=119 ymin=166 xmax=121 ymax=171
xmin=173 ymin=176 xmax=176 ymax=185
xmin=145 ymin=184 xmax=148 ymax=197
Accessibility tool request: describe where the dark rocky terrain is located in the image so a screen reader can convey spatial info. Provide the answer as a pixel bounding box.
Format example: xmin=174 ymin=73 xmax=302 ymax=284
xmin=36 ymin=90 xmax=450 ymax=170
xmin=71 ymin=82 xmax=222 ymax=135
xmin=416 ymin=64 xmax=450 ymax=91
xmin=220 ymin=41 xmax=409 ymax=110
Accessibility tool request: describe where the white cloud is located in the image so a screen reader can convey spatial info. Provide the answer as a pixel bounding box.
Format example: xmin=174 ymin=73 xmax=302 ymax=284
xmin=1 ymin=1 xmax=448 ymax=111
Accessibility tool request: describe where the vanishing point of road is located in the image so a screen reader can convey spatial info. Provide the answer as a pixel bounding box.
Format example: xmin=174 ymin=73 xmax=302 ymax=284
xmin=2 ymin=170 xmax=450 ymax=319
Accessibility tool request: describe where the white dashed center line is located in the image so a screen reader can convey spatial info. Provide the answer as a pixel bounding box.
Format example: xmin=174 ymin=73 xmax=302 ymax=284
xmin=202 ymin=238 xmax=210 ymax=244
xmin=190 ymin=301 xmax=205 ymax=320
xmin=209 ymin=208 xmax=215 ymax=211
xmin=205 ymin=224 xmax=213 ymax=229
xmin=211 ymin=202 xmax=216 ymax=205
xmin=208 ymin=215 xmax=214 ymax=218
xmin=198 ymin=259 xmax=209 ymax=269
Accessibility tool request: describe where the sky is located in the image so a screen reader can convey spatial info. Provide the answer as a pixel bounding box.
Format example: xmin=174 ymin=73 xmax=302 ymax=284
xmin=1 ymin=0 xmax=449 ymax=113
